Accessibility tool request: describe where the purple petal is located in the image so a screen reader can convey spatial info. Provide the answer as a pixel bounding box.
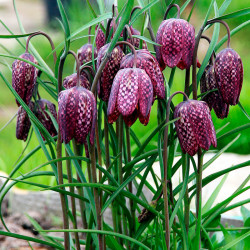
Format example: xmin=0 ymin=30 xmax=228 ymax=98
xmin=117 ymin=69 xmax=139 ymax=116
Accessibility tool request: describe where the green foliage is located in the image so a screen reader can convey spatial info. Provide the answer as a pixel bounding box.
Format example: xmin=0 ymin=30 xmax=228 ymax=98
xmin=0 ymin=0 xmax=249 ymax=249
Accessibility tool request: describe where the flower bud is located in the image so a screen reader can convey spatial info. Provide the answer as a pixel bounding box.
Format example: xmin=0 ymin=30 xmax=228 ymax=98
xmin=16 ymin=102 xmax=34 ymax=141
xmin=63 ymin=73 xmax=90 ymax=90
xmin=97 ymin=43 xmax=124 ymax=101
xmin=95 ymin=24 xmax=106 ymax=51
xmin=107 ymin=68 xmax=153 ymax=126
xmin=58 ymin=86 xmax=97 ymax=144
xmin=214 ymin=48 xmax=243 ymax=105
xmin=174 ymin=100 xmax=217 ymax=156
xmin=12 ymin=53 xmax=38 ymax=106
xmin=156 ymin=19 xmax=195 ymax=69
xmin=77 ymin=44 xmax=97 ymax=66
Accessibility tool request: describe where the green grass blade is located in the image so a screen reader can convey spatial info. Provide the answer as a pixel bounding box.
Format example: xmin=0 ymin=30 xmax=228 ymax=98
xmin=202 ymin=173 xmax=228 ymax=214
xmin=132 ymin=35 xmax=161 ymax=46
xmin=0 ymin=230 xmax=63 ymax=249
xmin=238 ymin=102 xmax=250 ymax=120
xmin=211 ymin=8 xmax=250 ymax=21
xmin=220 ymin=230 xmax=250 ymax=249
xmin=40 ymin=229 xmax=151 ymax=250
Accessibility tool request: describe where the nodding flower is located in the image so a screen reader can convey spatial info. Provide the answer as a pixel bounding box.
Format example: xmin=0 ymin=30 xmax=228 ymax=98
xmin=156 ymin=4 xmax=195 ymax=70
xmin=174 ymin=100 xmax=217 ymax=156
xmin=77 ymin=43 xmax=97 ymax=66
xmin=36 ymin=99 xmax=58 ymax=139
xmin=97 ymin=43 xmax=124 ymax=102
xmin=201 ymin=64 xmax=229 ymax=119
xmin=107 ymin=68 xmax=153 ymax=127
xmin=12 ymin=53 xmax=38 ymax=106
xmin=120 ymin=49 xmax=165 ymax=100
xmin=214 ymin=48 xmax=243 ymax=105
xmin=58 ymin=86 xmax=97 ymax=145
xmin=16 ymin=102 xmax=34 ymax=141
xmin=63 ymin=73 xmax=90 ymax=90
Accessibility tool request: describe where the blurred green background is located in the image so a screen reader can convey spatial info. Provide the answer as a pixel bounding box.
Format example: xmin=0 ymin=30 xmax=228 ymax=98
xmin=0 ymin=0 xmax=249 ymax=188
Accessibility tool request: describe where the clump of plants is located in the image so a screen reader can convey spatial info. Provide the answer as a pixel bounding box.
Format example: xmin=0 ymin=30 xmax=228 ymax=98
xmin=0 ymin=0 xmax=249 ymax=249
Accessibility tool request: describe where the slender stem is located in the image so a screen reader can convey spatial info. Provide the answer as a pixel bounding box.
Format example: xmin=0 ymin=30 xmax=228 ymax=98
xmin=88 ymin=26 xmax=92 ymax=44
xmin=163 ymin=91 xmax=188 ymax=249
xmin=126 ymin=125 xmax=135 ymax=236
xmin=105 ymin=18 xmax=113 ymax=43
xmin=207 ymin=19 xmax=231 ymax=48
xmin=164 ymin=4 xmax=180 ymax=20
xmin=130 ymin=6 xmax=141 ymax=20
xmin=182 ymin=153 xmax=190 ymax=234
xmin=192 ymin=24 xmax=205 ymax=100
xmin=26 ymin=31 xmax=57 ymax=65
xmin=72 ymin=141 xmax=88 ymax=232
xmin=57 ymin=56 xmax=70 ymax=250
xmin=90 ymin=143 xmax=103 ymax=250
xmin=68 ymin=50 xmax=81 ymax=87
xmin=200 ymin=35 xmax=216 ymax=64
xmin=147 ymin=18 xmax=157 ymax=52
xmin=196 ymin=148 xmax=203 ymax=248
xmin=65 ymin=150 xmax=81 ymax=250
xmin=184 ymin=69 xmax=190 ymax=98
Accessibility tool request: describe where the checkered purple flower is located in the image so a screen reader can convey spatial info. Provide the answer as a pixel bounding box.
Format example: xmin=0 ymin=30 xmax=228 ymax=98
xmin=77 ymin=44 xmax=97 ymax=66
xmin=16 ymin=102 xmax=34 ymax=141
xmin=174 ymin=100 xmax=217 ymax=156
xmin=36 ymin=99 xmax=57 ymax=138
xmin=63 ymin=73 xmax=90 ymax=90
xmin=201 ymin=64 xmax=229 ymax=119
xmin=214 ymin=48 xmax=243 ymax=105
xmin=58 ymin=86 xmax=97 ymax=144
xmin=97 ymin=43 xmax=124 ymax=101
xmin=12 ymin=53 xmax=38 ymax=106
xmin=156 ymin=18 xmax=195 ymax=70
xmin=120 ymin=49 xmax=165 ymax=100
xmin=107 ymin=68 xmax=153 ymax=127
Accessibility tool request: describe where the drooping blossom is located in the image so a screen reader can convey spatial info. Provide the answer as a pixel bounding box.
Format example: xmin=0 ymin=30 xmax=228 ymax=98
xmin=58 ymin=86 xmax=97 ymax=144
xmin=214 ymin=48 xmax=243 ymax=105
xmin=77 ymin=44 xmax=97 ymax=66
xmin=120 ymin=49 xmax=165 ymax=99
xmin=97 ymin=43 xmax=124 ymax=101
xmin=156 ymin=18 xmax=195 ymax=70
xmin=63 ymin=73 xmax=90 ymax=90
xmin=12 ymin=53 xmax=38 ymax=106
xmin=174 ymin=100 xmax=217 ymax=156
xmin=201 ymin=64 xmax=229 ymax=119
xmin=107 ymin=68 xmax=153 ymax=126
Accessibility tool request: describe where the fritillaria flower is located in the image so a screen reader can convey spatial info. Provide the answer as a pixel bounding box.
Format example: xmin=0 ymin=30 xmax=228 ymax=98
xmin=58 ymin=86 xmax=97 ymax=144
xmin=12 ymin=53 xmax=38 ymax=106
xmin=174 ymin=100 xmax=217 ymax=156
xmin=201 ymin=64 xmax=229 ymax=119
xmin=156 ymin=5 xmax=195 ymax=70
xmin=63 ymin=73 xmax=90 ymax=90
xmin=16 ymin=102 xmax=34 ymax=141
xmin=77 ymin=44 xmax=97 ymax=66
xmin=107 ymin=68 xmax=153 ymax=126
xmin=96 ymin=24 xmax=106 ymax=51
xmin=214 ymin=48 xmax=243 ymax=105
xmin=97 ymin=43 xmax=124 ymax=101
xmin=36 ymin=99 xmax=57 ymax=138
xmin=120 ymin=49 xmax=165 ymax=99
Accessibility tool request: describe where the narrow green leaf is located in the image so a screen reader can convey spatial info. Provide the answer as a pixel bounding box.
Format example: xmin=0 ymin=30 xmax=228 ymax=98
xmin=130 ymin=0 xmax=160 ymax=25
xmin=132 ymin=35 xmax=161 ymax=46
xmin=40 ymin=229 xmax=150 ymax=250
xmin=219 ymin=0 xmax=232 ymax=15
xmin=202 ymin=173 xmax=228 ymax=214
xmin=238 ymin=102 xmax=250 ymax=120
xmin=0 ymin=32 xmax=36 ymax=39
xmin=0 ymin=230 xmax=63 ymax=249
xmin=210 ymin=8 xmax=250 ymax=21
xmin=220 ymin=230 xmax=250 ymax=249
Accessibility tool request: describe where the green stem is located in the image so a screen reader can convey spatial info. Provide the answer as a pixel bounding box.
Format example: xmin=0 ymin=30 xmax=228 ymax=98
xmin=65 ymin=150 xmax=81 ymax=250
xmin=182 ymin=153 xmax=190 ymax=234
xmin=163 ymin=91 xmax=189 ymax=249
xmin=57 ymin=56 xmax=70 ymax=250
xmin=196 ymin=148 xmax=203 ymax=249
xmin=90 ymin=143 xmax=103 ymax=250
xmin=72 ymin=141 xmax=88 ymax=232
